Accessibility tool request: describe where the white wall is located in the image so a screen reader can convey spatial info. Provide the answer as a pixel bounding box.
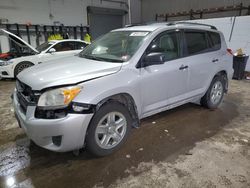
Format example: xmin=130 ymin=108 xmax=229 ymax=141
xmin=141 ymin=0 xmax=250 ymax=22
xmin=0 ymin=0 xmax=142 ymax=51
xmin=0 ymin=35 xmax=10 ymax=52
xmin=191 ymin=15 xmax=250 ymax=71
xmin=0 ymin=0 xmax=134 ymax=26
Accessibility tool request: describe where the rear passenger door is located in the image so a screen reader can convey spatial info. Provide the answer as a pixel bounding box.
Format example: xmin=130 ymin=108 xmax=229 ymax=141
xmin=183 ymin=30 xmax=220 ymax=97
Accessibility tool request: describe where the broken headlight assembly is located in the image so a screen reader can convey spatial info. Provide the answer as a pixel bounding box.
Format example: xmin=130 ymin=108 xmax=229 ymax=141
xmin=35 ymin=85 xmax=94 ymax=119
xmin=38 ymin=86 xmax=82 ymax=109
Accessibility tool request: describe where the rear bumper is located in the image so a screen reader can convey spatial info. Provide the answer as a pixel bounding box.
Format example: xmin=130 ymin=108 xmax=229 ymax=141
xmin=13 ymin=89 xmax=93 ymax=152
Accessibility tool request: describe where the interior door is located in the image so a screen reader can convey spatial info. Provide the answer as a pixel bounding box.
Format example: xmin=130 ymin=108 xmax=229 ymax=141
xmin=139 ymin=31 xmax=189 ymax=116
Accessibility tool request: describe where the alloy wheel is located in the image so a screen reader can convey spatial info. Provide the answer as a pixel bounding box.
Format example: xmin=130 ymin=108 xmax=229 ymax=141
xmin=210 ymin=81 xmax=223 ymax=105
xmin=95 ymin=112 xmax=127 ymax=149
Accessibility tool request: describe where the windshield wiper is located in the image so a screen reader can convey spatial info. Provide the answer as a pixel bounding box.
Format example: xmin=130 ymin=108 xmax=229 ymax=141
xmin=80 ymin=54 xmax=124 ymax=63
xmin=103 ymin=58 xmax=124 ymax=63
xmin=80 ymin=54 xmax=102 ymax=61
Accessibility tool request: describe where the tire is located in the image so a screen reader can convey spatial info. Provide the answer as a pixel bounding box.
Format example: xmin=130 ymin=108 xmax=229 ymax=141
xmin=14 ymin=61 xmax=33 ymax=78
xmin=86 ymin=101 xmax=132 ymax=156
xmin=201 ymin=75 xmax=225 ymax=109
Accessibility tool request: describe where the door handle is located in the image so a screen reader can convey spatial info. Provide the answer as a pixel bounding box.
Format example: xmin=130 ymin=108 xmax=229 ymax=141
xmin=179 ymin=65 xmax=189 ymax=70
xmin=212 ymin=59 xmax=219 ymax=63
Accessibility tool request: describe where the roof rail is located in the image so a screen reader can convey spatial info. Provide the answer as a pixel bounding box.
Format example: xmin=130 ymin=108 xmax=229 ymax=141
xmin=124 ymin=24 xmax=145 ymax=27
xmin=167 ymin=22 xmax=217 ymax=30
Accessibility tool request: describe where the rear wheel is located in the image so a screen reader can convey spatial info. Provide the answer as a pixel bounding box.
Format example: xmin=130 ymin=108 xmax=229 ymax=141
xmin=86 ymin=102 xmax=132 ymax=156
xmin=14 ymin=61 xmax=33 ymax=77
xmin=201 ymin=76 xmax=225 ymax=109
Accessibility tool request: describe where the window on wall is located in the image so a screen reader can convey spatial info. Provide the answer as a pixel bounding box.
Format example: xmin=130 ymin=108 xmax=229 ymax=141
xmin=185 ymin=31 xmax=209 ymax=55
xmin=208 ymin=32 xmax=221 ymax=51
xmin=148 ymin=32 xmax=180 ymax=61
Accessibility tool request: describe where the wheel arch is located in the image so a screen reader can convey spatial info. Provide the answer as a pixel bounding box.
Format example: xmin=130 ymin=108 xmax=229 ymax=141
xmin=14 ymin=61 xmax=34 ymax=78
xmin=93 ymin=93 xmax=140 ymax=128
xmin=203 ymin=70 xmax=229 ymax=98
xmin=214 ymin=70 xmax=228 ymax=93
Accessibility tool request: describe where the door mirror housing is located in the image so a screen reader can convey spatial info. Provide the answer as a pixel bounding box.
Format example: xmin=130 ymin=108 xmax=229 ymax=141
xmin=143 ymin=52 xmax=166 ymax=67
xmin=48 ymin=48 xmax=56 ymax=53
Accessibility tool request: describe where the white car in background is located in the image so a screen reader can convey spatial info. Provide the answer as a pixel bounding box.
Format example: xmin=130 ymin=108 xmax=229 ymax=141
xmin=0 ymin=29 xmax=89 ymax=78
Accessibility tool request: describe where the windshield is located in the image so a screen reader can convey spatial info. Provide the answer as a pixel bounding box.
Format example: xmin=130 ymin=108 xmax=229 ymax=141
xmin=36 ymin=42 xmax=54 ymax=52
xmin=79 ymin=31 xmax=150 ymax=63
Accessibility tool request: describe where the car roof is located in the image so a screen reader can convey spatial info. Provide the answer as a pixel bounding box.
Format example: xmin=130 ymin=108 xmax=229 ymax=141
xmin=114 ymin=22 xmax=220 ymax=33
xmin=50 ymin=39 xmax=87 ymax=43
xmin=114 ymin=25 xmax=164 ymax=32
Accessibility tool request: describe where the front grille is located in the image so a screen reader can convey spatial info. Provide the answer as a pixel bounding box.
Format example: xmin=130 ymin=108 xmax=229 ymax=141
xmin=16 ymin=91 xmax=28 ymax=114
xmin=35 ymin=107 xmax=68 ymax=119
xmin=16 ymin=80 xmax=39 ymax=114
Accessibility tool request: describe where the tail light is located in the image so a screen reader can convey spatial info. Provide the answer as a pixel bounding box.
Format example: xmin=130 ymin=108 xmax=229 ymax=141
xmin=227 ymin=48 xmax=233 ymax=55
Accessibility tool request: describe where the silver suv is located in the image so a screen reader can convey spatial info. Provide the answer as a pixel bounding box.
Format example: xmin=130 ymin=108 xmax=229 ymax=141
xmin=13 ymin=22 xmax=233 ymax=156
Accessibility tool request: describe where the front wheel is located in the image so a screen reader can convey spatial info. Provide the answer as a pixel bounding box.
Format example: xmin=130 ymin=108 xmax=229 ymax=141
xmin=86 ymin=102 xmax=132 ymax=156
xmin=201 ymin=76 xmax=225 ymax=109
xmin=14 ymin=61 xmax=33 ymax=77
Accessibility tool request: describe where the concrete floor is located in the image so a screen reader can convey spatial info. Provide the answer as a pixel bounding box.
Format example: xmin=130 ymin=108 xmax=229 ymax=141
xmin=0 ymin=79 xmax=249 ymax=188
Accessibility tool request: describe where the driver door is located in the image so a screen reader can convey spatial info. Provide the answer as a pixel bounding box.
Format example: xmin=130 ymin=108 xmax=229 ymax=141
xmin=139 ymin=30 xmax=189 ymax=117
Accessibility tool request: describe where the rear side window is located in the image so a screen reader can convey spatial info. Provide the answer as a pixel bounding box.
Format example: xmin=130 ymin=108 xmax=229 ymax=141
xmin=74 ymin=42 xmax=87 ymax=50
xmin=208 ymin=32 xmax=221 ymax=51
xmin=185 ymin=31 xmax=209 ymax=55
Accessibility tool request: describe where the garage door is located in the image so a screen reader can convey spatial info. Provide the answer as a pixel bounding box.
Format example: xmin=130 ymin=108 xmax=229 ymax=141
xmin=87 ymin=6 xmax=127 ymax=40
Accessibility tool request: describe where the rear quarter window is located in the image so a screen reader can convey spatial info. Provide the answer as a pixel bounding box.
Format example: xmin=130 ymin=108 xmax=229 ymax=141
xmin=184 ymin=31 xmax=209 ymax=55
xmin=208 ymin=32 xmax=221 ymax=51
xmin=75 ymin=42 xmax=87 ymax=50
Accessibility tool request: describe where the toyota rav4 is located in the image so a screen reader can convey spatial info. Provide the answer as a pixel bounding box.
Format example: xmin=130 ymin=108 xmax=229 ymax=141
xmin=13 ymin=22 xmax=233 ymax=156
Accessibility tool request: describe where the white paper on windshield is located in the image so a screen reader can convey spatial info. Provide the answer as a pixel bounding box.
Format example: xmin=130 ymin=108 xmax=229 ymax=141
xmin=129 ymin=32 xmax=149 ymax=37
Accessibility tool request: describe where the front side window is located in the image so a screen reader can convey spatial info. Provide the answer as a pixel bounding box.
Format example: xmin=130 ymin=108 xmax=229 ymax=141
xmin=52 ymin=42 xmax=74 ymax=52
xmin=185 ymin=31 xmax=209 ymax=55
xmin=79 ymin=31 xmax=150 ymax=63
xmin=36 ymin=42 xmax=54 ymax=52
xmin=147 ymin=32 xmax=180 ymax=61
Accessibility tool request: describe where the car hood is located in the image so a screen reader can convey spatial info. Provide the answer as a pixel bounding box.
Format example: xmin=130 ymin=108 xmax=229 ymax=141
xmin=0 ymin=29 xmax=39 ymax=54
xmin=17 ymin=55 xmax=122 ymax=90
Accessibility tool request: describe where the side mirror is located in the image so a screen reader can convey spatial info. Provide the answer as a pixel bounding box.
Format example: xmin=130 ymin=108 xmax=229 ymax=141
xmin=48 ymin=48 xmax=56 ymax=53
xmin=143 ymin=52 xmax=166 ymax=67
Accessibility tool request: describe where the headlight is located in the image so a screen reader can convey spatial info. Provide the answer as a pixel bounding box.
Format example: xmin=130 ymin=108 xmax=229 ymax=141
xmin=1 ymin=60 xmax=14 ymax=66
xmin=38 ymin=86 xmax=82 ymax=109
